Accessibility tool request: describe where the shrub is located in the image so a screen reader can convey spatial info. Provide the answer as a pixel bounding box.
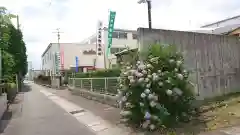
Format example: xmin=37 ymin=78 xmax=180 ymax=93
xmin=117 ymin=44 xmax=195 ymax=130
xmin=75 ymin=68 xmax=121 ymax=78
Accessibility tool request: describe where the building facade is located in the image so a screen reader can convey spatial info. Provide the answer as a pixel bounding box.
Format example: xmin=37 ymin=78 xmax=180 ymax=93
xmin=41 ymin=43 xmax=97 ymax=76
xmin=81 ymin=27 xmax=138 ymax=68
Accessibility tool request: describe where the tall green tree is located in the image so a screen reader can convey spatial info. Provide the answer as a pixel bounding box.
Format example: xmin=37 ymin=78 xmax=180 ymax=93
xmin=0 ymin=6 xmax=28 ymax=83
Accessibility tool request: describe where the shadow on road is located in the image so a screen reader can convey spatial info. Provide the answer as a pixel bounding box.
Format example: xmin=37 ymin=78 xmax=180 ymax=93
xmin=0 ymin=109 xmax=12 ymax=133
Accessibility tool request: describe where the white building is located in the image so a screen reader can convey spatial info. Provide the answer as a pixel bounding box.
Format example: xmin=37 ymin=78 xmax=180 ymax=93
xmin=81 ymin=27 xmax=138 ymax=68
xmin=41 ymin=43 xmax=97 ymax=76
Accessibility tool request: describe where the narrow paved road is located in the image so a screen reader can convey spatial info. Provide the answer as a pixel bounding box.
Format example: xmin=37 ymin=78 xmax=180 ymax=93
xmin=1 ymin=83 xmax=95 ymax=135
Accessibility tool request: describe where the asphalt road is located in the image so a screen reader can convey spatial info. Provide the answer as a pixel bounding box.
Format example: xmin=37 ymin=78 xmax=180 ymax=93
xmin=0 ymin=83 xmax=95 ymax=135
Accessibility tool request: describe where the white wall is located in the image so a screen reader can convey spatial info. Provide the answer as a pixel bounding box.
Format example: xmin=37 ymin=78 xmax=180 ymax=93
xmin=102 ymin=30 xmax=138 ymax=68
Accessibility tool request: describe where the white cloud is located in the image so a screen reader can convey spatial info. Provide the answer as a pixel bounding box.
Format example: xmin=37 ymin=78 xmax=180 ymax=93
xmin=0 ymin=0 xmax=239 ymax=69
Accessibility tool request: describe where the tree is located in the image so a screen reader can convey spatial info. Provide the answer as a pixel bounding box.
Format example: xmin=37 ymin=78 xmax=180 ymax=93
xmin=0 ymin=7 xmax=28 ymax=83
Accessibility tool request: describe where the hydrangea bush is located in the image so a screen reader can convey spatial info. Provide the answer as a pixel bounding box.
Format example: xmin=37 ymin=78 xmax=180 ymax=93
xmin=117 ymin=44 xmax=195 ymax=130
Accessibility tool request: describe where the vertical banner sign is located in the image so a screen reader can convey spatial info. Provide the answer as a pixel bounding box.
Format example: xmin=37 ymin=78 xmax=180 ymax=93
xmin=60 ymin=46 xmax=64 ymax=71
xmin=75 ymin=56 xmax=79 ymax=72
xmin=55 ymin=52 xmax=60 ymax=75
xmin=107 ymin=11 xmax=116 ymax=56
xmin=96 ymin=21 xmax=103 ymax=56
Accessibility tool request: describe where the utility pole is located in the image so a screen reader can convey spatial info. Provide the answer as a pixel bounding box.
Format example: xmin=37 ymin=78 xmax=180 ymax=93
xmin=52 ymin=28 xmax=63 ymax=76
xmin=138 ymin=0 xmax=152 ymax=29
xmin=16 ymin=15 xmax=20 ymax=30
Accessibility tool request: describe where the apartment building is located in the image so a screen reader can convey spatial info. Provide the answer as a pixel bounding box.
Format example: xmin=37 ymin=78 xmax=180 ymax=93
xmin=80 ymin=27 xmax=138 ymax=68
xmin=41 ymin=43 xmax=97 ymax=75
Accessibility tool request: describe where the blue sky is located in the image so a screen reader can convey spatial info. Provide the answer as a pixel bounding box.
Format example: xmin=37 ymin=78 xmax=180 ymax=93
xmin=1 ymin=0 xmax=240 ymax=69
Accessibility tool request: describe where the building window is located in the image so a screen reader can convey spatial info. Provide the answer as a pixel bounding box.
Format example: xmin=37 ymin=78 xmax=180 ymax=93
xmin=112 ymin=32 xmax=118 ymax=38
xmin=119 ymin=32 xmax=127 ymax=39
xmin=110 ymin=48 xmax=125 ymax=54
xmin=132 ymin=34 xmax=138 ymax=39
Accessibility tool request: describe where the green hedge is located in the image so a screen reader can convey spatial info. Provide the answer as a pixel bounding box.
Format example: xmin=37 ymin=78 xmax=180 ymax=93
xmin=74 ymin=68 xmax=121 ymax=78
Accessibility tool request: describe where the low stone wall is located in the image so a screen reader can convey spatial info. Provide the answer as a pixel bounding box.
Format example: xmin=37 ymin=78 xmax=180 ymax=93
xmin=68 ymin=86 xmax=120 ymax=108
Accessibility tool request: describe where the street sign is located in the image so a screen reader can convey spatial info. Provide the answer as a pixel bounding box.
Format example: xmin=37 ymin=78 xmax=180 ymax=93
xmin=107 ymin=11 xmax=116 ymax=56
xmin=55 ymin=52 xmax=60 ymax=75
xmin=75 ymin=56 xmax=79 ymax=72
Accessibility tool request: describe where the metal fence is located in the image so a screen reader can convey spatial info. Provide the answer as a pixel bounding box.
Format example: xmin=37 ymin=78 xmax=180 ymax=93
xmin=68 ymin=77 xmax=119 ymax=95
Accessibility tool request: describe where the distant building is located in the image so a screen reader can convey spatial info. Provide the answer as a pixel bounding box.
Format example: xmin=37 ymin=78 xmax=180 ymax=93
xmin=199 ymin=15 xmax=240 ymax=37
xmin=41 ymin=43 xmax=96 ymax=76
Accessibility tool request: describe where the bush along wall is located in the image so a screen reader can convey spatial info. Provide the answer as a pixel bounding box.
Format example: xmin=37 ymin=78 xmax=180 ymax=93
xmin=74 ymin=68 xmax=121 ymax=78
xmin=117 ymin=44 xmax=195 ymax=131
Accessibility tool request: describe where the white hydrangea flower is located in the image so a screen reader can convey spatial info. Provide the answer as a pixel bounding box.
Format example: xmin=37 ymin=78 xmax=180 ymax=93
xmin=130 ymin=69 xmax=136 ymax=75
xmin=150 ymin=101 xmax=157 ymax=107
xmin=166 ymin=89 xmax=173 ymax=96
xmin=152 ymin=75 xmax=159 ymax=81
xmin=125 ymin=102 xmax=131 ymax=108
xmin=130 ymin=79 xmax=135 ymax=83
xmin=165 ymin=79 xmax=171 ymax=83
xmin=158 ymin=82 xmax=163 ymax=86
xmin=137 ymin=61 xmax=141 ymax=65
xmin=144 ymin=89 xmax=151 ymax=94
xmin=177 ymin=73 xmax=184 ymax=80
xmin=142 ymin=70 xmax=147 ymax=75
xmin=174 ymin=68 xmax=178 ymax=72
xmin=173 ymin=88 xmax=183 ymax=96
xmin=127 ymin=76 xmax=133 ymax=80
xmin=176 ymin=60 xmax=182 ymax=66
xmin=138 ymin=78 xmax=144 ymax=83
xmin=145 ymin=78 xmax=150 ymax=83
xmin=146 ymin=64 xmax=152 ymax=68
xmin=126 ymin=66 xmax=131 ymax=70
xmin=119 ymin=84 xmax=123 ymax=88
xmin=153 ymin=95 xmax=158 ymax=101
xmin=157 ymin=70 xmax=162 ymax=73
xmin=138 ymin=64 xmax=146 ymax=70
xmin=146 ymin=83 xmax=151 ymax=88
xmin=169 ymin=59 xmax=175 ymax=63
xmin=152 ymin=73 xmax=157 ymax=76
xmin=148 ymin=94 xmax=154 ymax=100
xmin=141 ymin=93 xmax=146 ymax=98
xmin=139 ymin=102 xmax=144 ymax=107
xmin=147 ymin=75 xmax=152 ymax=79
xmin=120 ymin=111 xmax=132 ymax=116
xmin=152 ymin=115 xmax=158 ymax=120
xmin=149 ymin=124 xmax=156 ymax=130
xmin=136 ymin=72 xmax=143 ymax=77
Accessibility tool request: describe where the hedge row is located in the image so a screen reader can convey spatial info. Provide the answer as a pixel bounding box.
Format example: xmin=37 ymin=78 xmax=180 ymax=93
xmin=74 ymin=68 xmax=121 ymax=78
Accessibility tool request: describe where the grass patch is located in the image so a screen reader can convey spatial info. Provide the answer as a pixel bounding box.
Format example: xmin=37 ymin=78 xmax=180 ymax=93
xmin=142 ymin=92 xmax=240 ymax=135
xmin=175 ymin=92 xmax=240 ymax=134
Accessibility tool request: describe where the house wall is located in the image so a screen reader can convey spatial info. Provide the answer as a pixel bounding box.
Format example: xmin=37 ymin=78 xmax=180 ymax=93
xmin=138 ymin=28 xmax=240 ymax=99
xmin=229 ymin=28 xmax=240 ymax=36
